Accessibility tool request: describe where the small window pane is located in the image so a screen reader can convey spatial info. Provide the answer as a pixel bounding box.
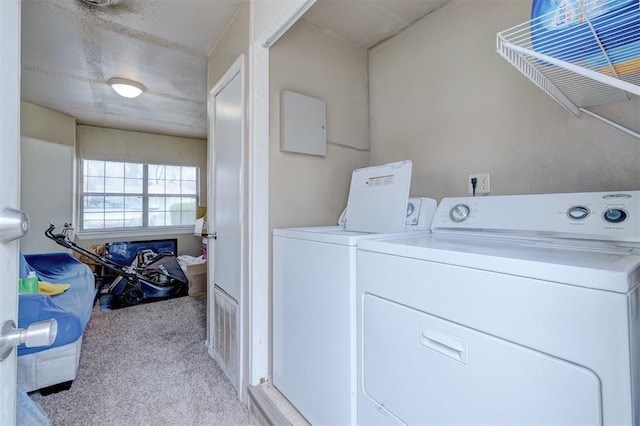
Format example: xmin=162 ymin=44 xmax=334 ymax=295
xmin=85 ymin=160 xmax=104 ymax=177
xmin=182 ymin=167 xmax=196 ymax=180
xmin=148 ymin=180 xmax=165 ymax=194
xmin=167 ymin=197 xmax=183 ymax=212
xmin=149 ymin=197 xmax=165 ymax=212
xmin=124 ymin=196 xmax=143 ymax=210
xmin=105 ymin=161 xmax=124 ymax=177
xmin=105 ymin=196 xmax=125 ymax=210
xmin=125 ymin=163 xmax=143 ymax=179
xmin=165 ymin=179 xmax=181 ymax=194
xmin=87 ymin=177 xmax=104 ymax=193
xmin=149 ymin=211 xmax=165 ymax=227
xmin=105 ymin=177 xmax=124 ymax=193
xmin=149 ymin=165 xmax=165 ymax=181
xmin=166 ymin=165 xmax=181 ymax=180
xmin=124 ymin=178 xmax=143 ymax=194
xmin=84 ymin=196 xmax=104 ymax=210
xmin=181 ymin=180 xmax=196 ymax=194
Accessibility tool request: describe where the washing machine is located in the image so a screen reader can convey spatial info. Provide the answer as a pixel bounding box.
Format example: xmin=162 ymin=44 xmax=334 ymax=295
xmin=273 ymin=197 xmax=437 ymax=425
xmin=357 ymin=191 xmax=640 ymax=425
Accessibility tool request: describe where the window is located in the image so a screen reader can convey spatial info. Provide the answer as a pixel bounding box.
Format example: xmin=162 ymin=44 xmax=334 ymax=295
xmin=81 ymin=159 xmax=198 ymax=231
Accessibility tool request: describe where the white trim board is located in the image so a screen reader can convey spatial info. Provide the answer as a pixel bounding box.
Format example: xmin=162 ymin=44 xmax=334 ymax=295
xmin=247 ymin=0 xmax=317 ymax=387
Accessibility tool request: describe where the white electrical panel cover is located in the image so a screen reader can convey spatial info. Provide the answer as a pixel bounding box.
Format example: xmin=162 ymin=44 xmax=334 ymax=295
xmin=281 ymin=90 xmax=327 ymax=156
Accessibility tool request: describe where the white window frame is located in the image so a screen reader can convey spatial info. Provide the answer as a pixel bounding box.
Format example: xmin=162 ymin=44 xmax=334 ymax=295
xmin=78 ymin=159 xmax=199 ymax=238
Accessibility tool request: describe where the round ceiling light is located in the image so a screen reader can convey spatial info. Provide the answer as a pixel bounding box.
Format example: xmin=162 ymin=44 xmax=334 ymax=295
xmin=107 ymin=78 xmax=145 ymax=99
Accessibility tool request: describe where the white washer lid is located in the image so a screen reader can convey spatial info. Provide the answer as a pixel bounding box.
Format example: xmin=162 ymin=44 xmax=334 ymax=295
xmin=344 ymin=161 xmax=412 ymax=233
xmin=358 ymin=233 xmax=640 ymax=293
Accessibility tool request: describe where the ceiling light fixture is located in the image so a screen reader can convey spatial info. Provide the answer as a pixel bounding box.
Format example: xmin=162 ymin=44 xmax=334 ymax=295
xmin=107 ymin=78 xmax=145 ymax=99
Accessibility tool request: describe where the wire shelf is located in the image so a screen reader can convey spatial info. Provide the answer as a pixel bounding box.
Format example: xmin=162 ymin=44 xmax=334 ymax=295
xmin=497 ymin=0 xmax=640 ymax=137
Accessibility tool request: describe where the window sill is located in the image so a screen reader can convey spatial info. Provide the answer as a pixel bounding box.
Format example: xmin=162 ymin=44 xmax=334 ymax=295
xmin=76 ymin=227 xmax=197 ymax=241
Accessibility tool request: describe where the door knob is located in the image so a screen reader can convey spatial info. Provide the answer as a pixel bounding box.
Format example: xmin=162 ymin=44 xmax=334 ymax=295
xmin=0 ymin=207 xmax=29 ymax=243
xmin=0 ymin=319 xmax=57 ymax=361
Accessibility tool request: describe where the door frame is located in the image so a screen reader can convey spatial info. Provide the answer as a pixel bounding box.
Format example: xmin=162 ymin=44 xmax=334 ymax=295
xmin=247 ymin=0 xmax=316 ymax=386
xmin=207 ymin=54 xmax=245 ymax=399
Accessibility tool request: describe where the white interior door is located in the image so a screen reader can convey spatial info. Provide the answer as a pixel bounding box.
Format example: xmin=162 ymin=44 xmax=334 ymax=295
xmin=207 ymin=56 xmax=244 ymax=397
xmin=0 ymin=0 xmax=22 ymax=423
xmin=212 ymin=67 xmax=242 ymax=302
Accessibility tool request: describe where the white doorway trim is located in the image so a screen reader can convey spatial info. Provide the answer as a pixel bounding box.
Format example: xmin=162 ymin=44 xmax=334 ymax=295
xmin=207 ymin=54 xmax=245 ymax=399
xmin=247 ymin=0 xmax=316 ymax=387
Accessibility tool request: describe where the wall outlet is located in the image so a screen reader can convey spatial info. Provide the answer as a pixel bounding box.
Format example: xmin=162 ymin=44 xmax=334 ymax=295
xmin=468 ymin=173 xmax=490 ymax=195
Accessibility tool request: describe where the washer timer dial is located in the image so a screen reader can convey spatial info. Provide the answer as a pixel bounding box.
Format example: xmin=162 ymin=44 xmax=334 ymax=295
xmin=567 ymin=206 xmax=590 ymax=220
xmin=449 ymin=204 xmax=471 ymax=223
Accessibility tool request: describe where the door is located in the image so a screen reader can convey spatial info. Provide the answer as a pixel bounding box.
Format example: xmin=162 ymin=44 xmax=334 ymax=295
xmin=0 ymin=0 xmax=22 ymax=423
xmin=207 ymin=56 xmax=244 ymax=396
xmin=212 ymin=69 xmax=242 ymax=302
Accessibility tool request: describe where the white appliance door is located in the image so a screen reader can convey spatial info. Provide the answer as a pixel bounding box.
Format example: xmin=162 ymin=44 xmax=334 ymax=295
xmin=0 ymin=0 xmax=21 ymax=422
xmin=362 ymin=294 xmax=602 ymax=425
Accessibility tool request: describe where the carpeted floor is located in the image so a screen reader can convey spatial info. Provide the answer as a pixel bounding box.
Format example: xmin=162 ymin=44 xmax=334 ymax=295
xmin=30 ymin=296 xmax=258 ymax=426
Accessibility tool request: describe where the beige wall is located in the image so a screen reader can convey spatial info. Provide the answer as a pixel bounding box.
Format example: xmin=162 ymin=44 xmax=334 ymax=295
xmin=21 ymin=101 xmax=76 ymax=146
xmin=208 ymin=1 xmax=250 ymax=88
xmin=369 ymin=0 xmax=640 ymax=201
xmin=76 ymin=125 xmax=207 ymax=256
xmin=269 ymin=19 xmax=370 ymax=231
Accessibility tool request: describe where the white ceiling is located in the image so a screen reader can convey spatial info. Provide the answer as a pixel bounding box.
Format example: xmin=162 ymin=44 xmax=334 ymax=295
xmin=21 ymin=0 xmax=449 ymax=139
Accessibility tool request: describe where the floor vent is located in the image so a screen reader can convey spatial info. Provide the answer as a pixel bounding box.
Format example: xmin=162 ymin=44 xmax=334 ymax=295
xmin=213 ymin=285 xmax=239 ymax=391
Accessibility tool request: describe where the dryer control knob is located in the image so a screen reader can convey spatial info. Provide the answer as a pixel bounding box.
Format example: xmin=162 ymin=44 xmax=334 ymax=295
xmin=449 ymin=204 xmax=471 ymax=223
xmin=603 ymin=208 xmax=627 ymax=224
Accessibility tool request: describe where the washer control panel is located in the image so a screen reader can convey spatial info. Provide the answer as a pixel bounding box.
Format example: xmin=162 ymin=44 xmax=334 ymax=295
xmin=433 ymin=191 xmax=639 ymax=243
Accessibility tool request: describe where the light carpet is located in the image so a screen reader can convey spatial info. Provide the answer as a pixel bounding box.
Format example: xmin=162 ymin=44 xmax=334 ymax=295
xmin=31 ymin=295 xmax=257 ymax=426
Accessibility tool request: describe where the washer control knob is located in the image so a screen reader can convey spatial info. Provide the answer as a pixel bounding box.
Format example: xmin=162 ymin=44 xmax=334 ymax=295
xmin=603 ymin=208 xmax=627 ymax=224
xmin=449 ymin=204 xmax=471 ymax=223
xmin=567 ymin=206 xmax=590 ymax=220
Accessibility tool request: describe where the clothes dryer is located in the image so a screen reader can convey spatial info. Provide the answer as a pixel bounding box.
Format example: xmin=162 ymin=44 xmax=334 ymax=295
xmin=272 ymin=197 xmax=436 ymax=425
xmin=357 ymin=191 xmax=640 ymax=425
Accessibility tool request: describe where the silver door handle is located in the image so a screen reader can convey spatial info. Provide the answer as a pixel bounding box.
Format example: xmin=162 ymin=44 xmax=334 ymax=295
xmin=0 ymin=207 xmax=29 ymax=243
xmin=208 ymin=232 xmax=217 ymax=240
xmin=0 ymin=319 xmax=57 ymax=361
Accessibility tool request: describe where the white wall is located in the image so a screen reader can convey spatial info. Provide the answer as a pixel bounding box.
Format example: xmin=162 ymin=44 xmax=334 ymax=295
xmin=269 ymin=19 xmax=370 ymax=231
xmin=20 ymin=103 xmax=77 ymax=253
xmin=20 ymin=137 xmax=74 ymax=254
xmin=369 ymin=0 xmax=640 ymax=201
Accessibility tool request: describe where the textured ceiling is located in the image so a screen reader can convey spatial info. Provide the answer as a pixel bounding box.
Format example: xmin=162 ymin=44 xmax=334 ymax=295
xmin=21 ymin=0 xmax=450 ymax=139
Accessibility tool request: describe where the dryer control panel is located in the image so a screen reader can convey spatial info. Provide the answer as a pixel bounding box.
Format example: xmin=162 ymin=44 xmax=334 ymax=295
xmin=432 ymin=191 xmax=639 ymax=244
